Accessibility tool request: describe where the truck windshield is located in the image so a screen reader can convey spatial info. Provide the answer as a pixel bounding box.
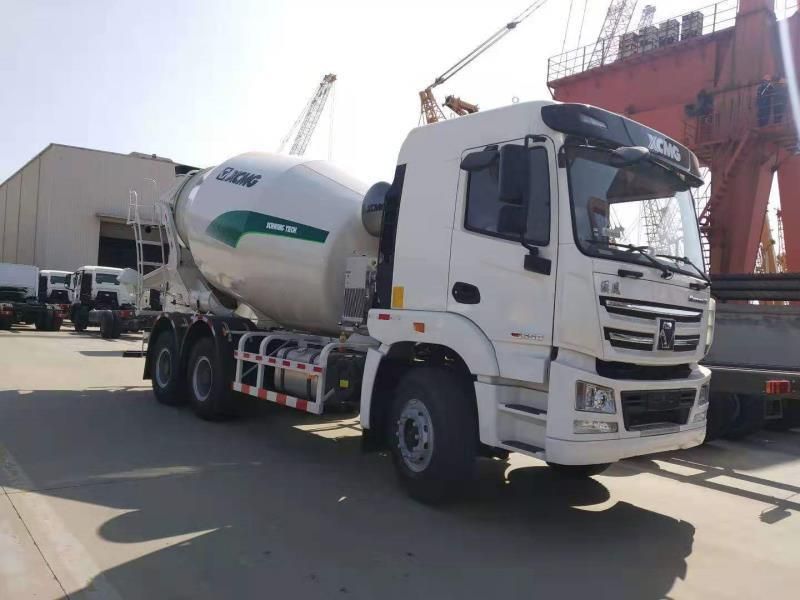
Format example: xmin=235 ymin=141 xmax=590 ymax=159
xmin=95 ymin=273 xmax=120 ymax=285
xmin=566 ymin=145 xmax=704 ymax=276
xmin=50 ymin=275 xmax=67 ymax=285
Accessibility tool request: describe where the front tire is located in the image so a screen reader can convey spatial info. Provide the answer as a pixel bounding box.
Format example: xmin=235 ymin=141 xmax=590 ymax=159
xmin=187 ymin=337 xmax=232 ymax=421
xmin=73 ymin=307 xmax=89 ymax=332
xmin=100 ymin=312 xmax=113 ymax=338
xmin=150 ymin=331 xmax=184 ymax=405
xmin=388 ymin=367 xmax=477 ymax=504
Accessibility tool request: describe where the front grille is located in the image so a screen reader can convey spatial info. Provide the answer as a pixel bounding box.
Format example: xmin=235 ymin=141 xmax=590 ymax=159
xmin=674 ymin=335 xmax=700 ymax=352
xmin=604 ymin=327 xmax=653 ymax=350
xmin=95 ymin=291 xmax=119 ymax=309
xmin=597 ymin=360 xmax=691 ymax=381
xmin=621 ymin=389 xmax=696 ymax=430
xmin=600 ymin=296 xmax=702 ymax=323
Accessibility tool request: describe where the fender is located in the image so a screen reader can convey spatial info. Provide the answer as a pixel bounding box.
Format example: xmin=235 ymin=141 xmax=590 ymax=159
xmin=366 ymin=309 xmax=500 ymax=376
xmin=360 ymin=310 xmax=501 ymax=430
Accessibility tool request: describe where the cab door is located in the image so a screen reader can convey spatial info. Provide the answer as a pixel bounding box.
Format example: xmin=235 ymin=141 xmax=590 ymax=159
xmin=447 ymin=139 xmax=559 ymax=383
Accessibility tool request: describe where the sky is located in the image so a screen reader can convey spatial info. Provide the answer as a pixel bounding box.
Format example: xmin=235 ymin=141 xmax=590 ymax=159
xmin=1 ymin=0 xmax=725 ymax=187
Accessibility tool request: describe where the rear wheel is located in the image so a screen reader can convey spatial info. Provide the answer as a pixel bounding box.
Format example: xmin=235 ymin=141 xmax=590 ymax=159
xmin=150 ymin=331 xmax=184 ymax=405
xmin=724 ymin=394 xmax=765 ymax=440
xmin=0 ymin=317 xmax=12 ymax=330
xmin=388 ymin=367 xmax=477 ymax=504
xmin=49 ymin=316 xmax=62 ymax=332
xmin=187 ymin=337 xmax=232 ymax=420
xmin=547 ymin=463 xmax=612 ymax=478
xmin=35 ymin=313 xmax=48 ymax=331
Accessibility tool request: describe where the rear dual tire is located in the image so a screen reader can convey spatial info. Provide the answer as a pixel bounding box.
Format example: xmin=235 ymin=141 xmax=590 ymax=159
xmin=150 ymin=331 xmax=184 ymax=406
xmin=187 ymin=338 xmax=232 ymax=420
xmin=100 ymin=312 xmax=123 ymax=339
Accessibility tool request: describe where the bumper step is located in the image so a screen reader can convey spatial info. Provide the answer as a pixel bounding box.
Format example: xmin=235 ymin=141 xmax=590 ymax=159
xmin=502 ymin=440 xmax=545 ymax=457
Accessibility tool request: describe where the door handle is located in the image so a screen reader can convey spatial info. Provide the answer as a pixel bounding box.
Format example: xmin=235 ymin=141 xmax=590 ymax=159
xmin=452 ymin=282 xmax=481 ymax=304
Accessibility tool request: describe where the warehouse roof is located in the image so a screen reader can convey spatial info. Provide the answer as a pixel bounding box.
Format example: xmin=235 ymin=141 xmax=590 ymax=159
xmin=0 ymin=143 xmax=181 ymax=189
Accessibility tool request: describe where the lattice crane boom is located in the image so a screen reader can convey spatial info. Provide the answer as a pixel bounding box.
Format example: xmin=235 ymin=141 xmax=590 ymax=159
xmin=279 ymin=73 xmax=337 ymax=157
xmin=419 ymin=0 xmax=548 ymax=124
xmin=587 ymin=0 xmax=639 ymax=68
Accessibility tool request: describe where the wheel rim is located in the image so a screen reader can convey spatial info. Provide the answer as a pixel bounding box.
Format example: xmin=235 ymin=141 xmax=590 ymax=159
xmin=155 ymin=347 xmax=172 ymax=389
xmin=396 ymin=398 xmax=434 ymax=473
xmin=192 ymin=356 xmax=213 ymax=403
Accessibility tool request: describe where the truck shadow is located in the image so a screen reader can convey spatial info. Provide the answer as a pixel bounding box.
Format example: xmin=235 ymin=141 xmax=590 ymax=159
xmin=607 ymin=435 xmax=800 ymax=524
xmin=0 ymin=388 xmax=693 ymax=600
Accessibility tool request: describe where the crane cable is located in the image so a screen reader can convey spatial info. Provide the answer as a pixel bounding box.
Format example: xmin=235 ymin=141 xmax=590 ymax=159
xmin=429 ymin=0 xmax=549 ymax=89
xmin=562 ymin=0 xmax=576 ymax=52
xmin=577 ymin=0 xmax=588 ymax=46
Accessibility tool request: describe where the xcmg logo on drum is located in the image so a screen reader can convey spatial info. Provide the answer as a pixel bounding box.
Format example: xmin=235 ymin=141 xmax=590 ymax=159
xmin=216 ymin=167 xmax=262 ymax=188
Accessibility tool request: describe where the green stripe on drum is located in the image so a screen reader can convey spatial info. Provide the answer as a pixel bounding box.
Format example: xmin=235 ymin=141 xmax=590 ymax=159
xmin=206 ymin=210 xmax=329 ymax=247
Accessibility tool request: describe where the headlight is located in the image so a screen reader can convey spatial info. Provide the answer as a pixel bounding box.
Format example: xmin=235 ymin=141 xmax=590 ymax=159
xmin=576 ymin=381 xmax=616 ymax=414
xmin=698 ymin=384 xmax=710 ymax=406
xmin=574 ymin=419 xmax=619 ymax=434
xmin=693 ymin=411 xmax=707 ymax=423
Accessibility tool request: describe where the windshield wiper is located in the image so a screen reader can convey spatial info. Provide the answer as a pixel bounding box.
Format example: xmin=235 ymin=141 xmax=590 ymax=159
xmin=656 ymin=254 xmax=710 ymax=286
xmin=583 ymin=239 xmax=674 ymax=279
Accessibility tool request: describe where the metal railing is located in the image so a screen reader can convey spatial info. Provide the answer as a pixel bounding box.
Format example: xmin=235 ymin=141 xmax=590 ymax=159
xmin=547 ymin=0 xmax=738 ymax=82
xmin=687 ymin=81 xmax=796 ymax=148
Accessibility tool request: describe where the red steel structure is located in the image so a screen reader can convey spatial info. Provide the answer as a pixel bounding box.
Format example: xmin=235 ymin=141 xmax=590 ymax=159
xmin=548 ymin=0 xmax=800 ymax=274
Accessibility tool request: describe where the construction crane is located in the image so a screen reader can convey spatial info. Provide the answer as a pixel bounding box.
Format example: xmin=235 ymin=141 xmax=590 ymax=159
xmin=637 ymin=4 xmax=656 ymax=29
xmin=419 ymin=0 xmax=548 ymax=124
xmin=278 ymin=73 xmax=337 ymax=157
xmin=587 ymin=0 xmax=638 ymax=68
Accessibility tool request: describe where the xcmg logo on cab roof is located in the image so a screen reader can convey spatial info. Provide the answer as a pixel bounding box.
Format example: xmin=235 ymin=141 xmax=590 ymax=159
xmin=647 ymin=134 xmax=682 ymax=162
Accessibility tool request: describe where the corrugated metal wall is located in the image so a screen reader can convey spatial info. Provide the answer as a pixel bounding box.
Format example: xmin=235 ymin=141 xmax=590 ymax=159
xmin=0 ymin=145 xmax=182 ymax=271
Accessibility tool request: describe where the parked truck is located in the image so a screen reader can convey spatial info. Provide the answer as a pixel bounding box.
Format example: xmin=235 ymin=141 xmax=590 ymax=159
xmin=139 ymin=101 xmax=715 ymax=502
xmin=0 ymin=263 xmax=65 ymax=331
xmin=703 ymin=274 xmax=800 ymax=439
xmin=69 ymin=266 xmax=144 ymax=338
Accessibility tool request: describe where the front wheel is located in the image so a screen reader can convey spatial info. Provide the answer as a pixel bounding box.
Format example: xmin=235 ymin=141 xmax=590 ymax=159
xmin=547 ymin=463 xmax=612 ymax=478
xmin=389 ymin=367 xmax=478 ymax=504
xmin=73 ymin=307 xmax=89 ymax=332
xmin=187 ymin=337 xmax=232 ymax=421
xmin=150 ymin=331 xmax=184 ymax=405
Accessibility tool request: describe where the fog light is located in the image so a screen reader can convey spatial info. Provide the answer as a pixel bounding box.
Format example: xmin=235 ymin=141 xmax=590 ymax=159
xmin=698 ymin=384 xmax=710 ymax=406
xmin=576 ymin=381 xmax=616 ymax=414
xmin=693 ymin=411 xmax=707 ymax=423
xmin=574 ymin=419 xmax=619 ymax=434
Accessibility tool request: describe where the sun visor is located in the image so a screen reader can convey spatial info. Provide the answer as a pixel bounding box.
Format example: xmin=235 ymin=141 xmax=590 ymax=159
xmin=541 ymin=103 xmax=704 ymax=187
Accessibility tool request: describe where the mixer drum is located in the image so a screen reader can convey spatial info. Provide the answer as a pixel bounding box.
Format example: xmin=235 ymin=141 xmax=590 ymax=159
xmin=172 ymin=152 xmax=378 ymax=335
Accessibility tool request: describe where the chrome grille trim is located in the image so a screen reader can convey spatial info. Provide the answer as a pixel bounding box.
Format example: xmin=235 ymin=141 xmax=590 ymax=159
xmin=600 ymin=296 xmax=703 ymax=323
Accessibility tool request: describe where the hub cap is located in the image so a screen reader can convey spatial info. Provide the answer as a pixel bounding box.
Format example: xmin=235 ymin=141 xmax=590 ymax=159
xmin=155 ymin=347 xmax=172 ymax=389
xmin=396 ymin=398 xmax=434 ymax=473
xmin=192 ymin=356 xmax=213 ymax=403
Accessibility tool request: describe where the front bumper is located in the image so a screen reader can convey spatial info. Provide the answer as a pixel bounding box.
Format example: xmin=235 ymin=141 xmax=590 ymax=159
xmin=545 ymin=359 xmax=709 ymax=464
xmin=475 ymin=357 xmax=710 ymax=465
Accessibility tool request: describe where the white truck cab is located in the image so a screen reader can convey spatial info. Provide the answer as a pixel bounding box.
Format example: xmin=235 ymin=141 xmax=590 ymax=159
xmin=38 ymin=270 xmax=72 ymax=304
xmin=364 ymin=101 xmax=712 ymax=473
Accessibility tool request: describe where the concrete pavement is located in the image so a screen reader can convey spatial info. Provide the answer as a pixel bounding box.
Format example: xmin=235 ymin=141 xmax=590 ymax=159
xmin=0 ymin=325 xmax=799 ymax=599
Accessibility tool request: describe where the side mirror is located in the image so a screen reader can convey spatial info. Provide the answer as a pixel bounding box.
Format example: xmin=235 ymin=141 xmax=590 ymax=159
xmin=460 ymin=149 xmax=499 ymax=172
xmin=610 ymin=146 xmax=650 ymax=167
xmin=498 ymin=144 xmax=529 ymax=205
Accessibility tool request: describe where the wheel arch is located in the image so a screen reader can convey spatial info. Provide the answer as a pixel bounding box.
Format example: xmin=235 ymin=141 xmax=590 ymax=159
xmin=360 ymin=340 xmax=479 ymax=451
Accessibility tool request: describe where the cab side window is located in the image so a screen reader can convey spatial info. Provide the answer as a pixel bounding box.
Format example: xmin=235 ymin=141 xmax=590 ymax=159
xmin=464 ymin=146 xmax=551 ymax=245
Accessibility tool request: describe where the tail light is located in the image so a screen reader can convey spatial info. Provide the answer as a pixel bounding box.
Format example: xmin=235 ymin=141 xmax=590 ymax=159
xmin=766 ymin=380 xmax=792 ymax=395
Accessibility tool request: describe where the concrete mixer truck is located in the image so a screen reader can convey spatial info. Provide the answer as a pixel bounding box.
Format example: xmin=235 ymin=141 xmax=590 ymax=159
xmin=139 ymin=101 xmax=715 ymax=503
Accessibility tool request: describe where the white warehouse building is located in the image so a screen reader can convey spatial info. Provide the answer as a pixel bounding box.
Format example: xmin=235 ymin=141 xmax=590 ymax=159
xmin=0 ymin=144 xmax=193 ymax=271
